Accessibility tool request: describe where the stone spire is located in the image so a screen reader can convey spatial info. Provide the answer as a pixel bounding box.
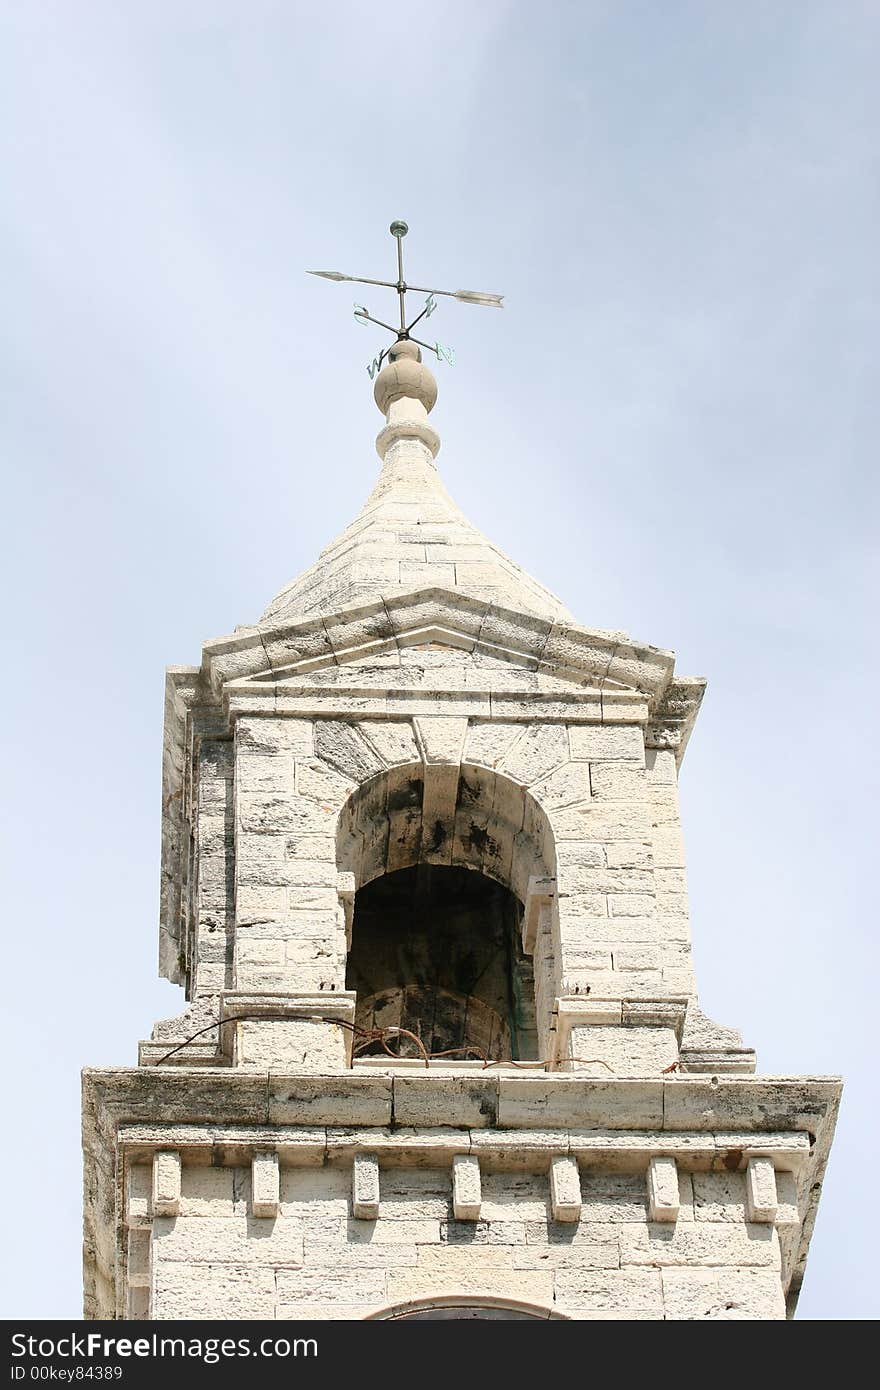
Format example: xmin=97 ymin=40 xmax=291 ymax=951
xmin=260 ymin=339 xmax=571 ymax=625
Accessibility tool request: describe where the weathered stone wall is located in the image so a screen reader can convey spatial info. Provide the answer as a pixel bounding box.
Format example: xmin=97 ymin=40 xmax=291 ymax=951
xmin=191 ymin=739 xmax=234 ymax=996
xmin=143 ymin=671 xmax=720 ymax=1074
xmin=214 ymin=705 xmax=698 ymax=1057
xmin=125 ymin=1154 xmax=791 ymax=1320
xmin=233 ymin=716 xmax=343 ymax=997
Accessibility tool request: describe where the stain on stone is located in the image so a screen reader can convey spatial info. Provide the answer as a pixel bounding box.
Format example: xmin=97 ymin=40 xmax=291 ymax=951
xmin=426 ymin=820 xmax=447 ymax=852
xmin=387 ymin=778 xmax=424 ymax=813
xmin=478 ymin=1095 xmax=498 ymax=1125
xmin=456 ymin=775 xmax=482 ymax=809
xmin=466 ymin=822 xmax=490 ymax=852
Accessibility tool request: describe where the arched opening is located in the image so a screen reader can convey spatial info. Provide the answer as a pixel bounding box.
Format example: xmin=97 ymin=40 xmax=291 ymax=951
xmin=383 ymin=1306 xmax=547 ymax=1320
xmin=366 ymin=1296 xmax=567 ymax=1320
xmin=346 ymin=864 xmax=537 ymax=1061
xmin=337 ymin=760 xmax=556 ymax=1064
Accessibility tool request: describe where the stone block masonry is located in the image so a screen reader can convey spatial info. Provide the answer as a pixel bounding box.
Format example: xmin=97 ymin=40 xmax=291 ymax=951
xmin=125 ymin=1148 xmax=795 ymax=1320
xmin=149 ymin=701 xmax=721 ymax=1076
xmin=84 ymin=1067 xmax=839 ymax=1320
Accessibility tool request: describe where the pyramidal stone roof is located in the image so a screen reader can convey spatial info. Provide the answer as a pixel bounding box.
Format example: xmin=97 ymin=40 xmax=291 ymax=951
xmin=260 ymin=340 xmax=571 ymax=627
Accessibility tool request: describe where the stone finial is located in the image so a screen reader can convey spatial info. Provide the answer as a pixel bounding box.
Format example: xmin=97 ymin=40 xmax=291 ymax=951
xmin=374 ymin=339 xmax=441 ymax=462
xmin=373 ymin=339 xmax=438 ymax=415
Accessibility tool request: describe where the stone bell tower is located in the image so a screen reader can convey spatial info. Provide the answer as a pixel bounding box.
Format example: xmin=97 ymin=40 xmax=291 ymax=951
xmin=82 ymin=240 xmax=840 ymax=1320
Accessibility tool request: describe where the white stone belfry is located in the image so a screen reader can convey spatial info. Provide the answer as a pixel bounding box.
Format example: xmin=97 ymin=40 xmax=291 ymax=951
xmin=82 ymin=331 xmax=840 ymax=1322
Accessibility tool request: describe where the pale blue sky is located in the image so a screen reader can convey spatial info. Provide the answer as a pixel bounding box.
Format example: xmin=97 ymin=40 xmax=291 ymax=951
xmin=2 ymin=1 xmax=877 ymax=1319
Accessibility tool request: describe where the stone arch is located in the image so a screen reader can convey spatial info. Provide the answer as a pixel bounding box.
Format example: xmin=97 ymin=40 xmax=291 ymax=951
xmin=335 ymin=760 xmax=555 ymax=904
xmin=365 ymin=1294 xmax=568 ymax=1320
xmin=336 ymin=758 xmax=559 ymax=1061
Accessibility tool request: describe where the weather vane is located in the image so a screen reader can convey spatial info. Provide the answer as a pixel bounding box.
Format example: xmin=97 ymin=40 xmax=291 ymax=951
xmin=308 ymin=220 xmax=504 ymax=379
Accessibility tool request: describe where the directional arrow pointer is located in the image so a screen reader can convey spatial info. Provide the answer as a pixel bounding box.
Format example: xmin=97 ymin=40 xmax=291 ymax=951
xmin=406 ymin=284 xmax=504 ymax=307
xmin=453 ymin=289 xmax=504 ymax=307
xmin=309 ymin=272 xmax=503 ymax=306
xmin=309 ymin=271 xmax=398 ymax=290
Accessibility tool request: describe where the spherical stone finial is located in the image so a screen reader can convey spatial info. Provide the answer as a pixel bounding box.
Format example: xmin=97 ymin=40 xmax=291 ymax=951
xmin=373 ymin=339 xmax=438 ymax=416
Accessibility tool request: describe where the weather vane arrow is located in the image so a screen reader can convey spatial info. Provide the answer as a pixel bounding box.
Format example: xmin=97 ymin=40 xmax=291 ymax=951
xmin=308 ymin=220 xmax=503 ymax=377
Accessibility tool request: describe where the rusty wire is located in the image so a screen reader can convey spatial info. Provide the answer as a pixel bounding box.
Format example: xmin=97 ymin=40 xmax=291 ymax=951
xmin=152 ymin=1012 xmax=625 ymax=1073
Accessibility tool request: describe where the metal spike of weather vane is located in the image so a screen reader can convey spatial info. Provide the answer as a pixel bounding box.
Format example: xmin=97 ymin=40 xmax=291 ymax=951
xmin=308 ymin=220 xmax=503 ymax=379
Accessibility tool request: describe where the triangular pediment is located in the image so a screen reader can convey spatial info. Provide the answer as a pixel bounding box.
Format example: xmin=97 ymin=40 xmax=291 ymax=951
xmin=204 ymin=586 xmax=677 ymax=706
xmin=244 ymin=632 xmax=608 ymax=698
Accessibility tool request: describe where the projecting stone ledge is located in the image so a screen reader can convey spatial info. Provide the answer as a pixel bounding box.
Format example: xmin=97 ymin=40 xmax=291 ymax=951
xmin=83 ymin=1068 xmax=839 ymax=1131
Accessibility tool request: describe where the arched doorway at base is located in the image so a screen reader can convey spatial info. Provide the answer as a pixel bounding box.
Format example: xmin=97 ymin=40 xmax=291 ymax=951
xmin=366 ymin=1295 xmax=567 ymax=1320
